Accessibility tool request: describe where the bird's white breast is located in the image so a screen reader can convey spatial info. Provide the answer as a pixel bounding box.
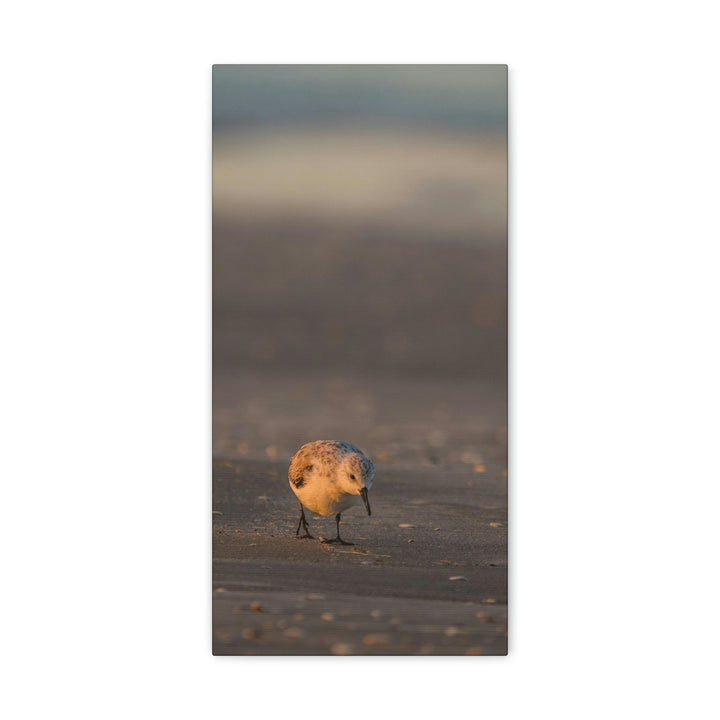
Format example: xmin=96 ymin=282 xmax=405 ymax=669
xmin=290 ymin=478 xmax=360 ymax=516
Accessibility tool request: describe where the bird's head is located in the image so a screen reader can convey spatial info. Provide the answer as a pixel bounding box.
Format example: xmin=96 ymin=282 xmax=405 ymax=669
xmin=339 ymin=453 xmax=375 ymax=515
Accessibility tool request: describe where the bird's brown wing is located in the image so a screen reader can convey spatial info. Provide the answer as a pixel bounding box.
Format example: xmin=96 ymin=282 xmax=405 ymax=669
xmin=289 ymin=446 xmax=315 ymax=489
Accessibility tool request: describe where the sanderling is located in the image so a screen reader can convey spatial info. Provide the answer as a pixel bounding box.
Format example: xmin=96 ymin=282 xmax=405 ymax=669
xmin=289 ymin=440 xmax=375 ymax=545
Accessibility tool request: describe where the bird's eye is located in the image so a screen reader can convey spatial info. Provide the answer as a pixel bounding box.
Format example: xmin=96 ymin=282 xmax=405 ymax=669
xmin=350 ymin=474 xmax=355 ymax=480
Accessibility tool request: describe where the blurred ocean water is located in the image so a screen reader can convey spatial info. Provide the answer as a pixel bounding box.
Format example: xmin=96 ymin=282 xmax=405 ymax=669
xmin=213 ymin=65 xmax=507 ymax=133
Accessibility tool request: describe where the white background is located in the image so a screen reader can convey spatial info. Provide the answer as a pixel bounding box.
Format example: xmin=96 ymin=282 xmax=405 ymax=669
xmin=2 ymin=2 xmax=719 ymax=718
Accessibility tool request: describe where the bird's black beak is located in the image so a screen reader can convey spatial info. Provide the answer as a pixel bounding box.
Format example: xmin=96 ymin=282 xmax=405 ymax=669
xmin=360 ymin=487 xmax=371 ymax=516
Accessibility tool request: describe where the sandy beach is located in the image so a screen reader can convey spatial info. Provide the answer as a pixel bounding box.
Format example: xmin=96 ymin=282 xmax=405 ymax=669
xmin=211 ymin=214 xmax=508 ymax=656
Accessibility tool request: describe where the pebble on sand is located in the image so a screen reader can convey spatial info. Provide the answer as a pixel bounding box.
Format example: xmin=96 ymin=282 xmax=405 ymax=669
xmin=449 ymin=576 xmax=468 ymax=581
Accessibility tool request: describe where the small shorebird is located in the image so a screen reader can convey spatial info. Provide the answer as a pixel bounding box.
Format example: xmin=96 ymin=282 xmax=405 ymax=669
xmin=288 ymin=440 xmax=375 ymax=545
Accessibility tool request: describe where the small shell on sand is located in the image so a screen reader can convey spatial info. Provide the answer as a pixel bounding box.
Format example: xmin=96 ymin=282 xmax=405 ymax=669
xmin=283 ymin=627 xmax=305 ymax=639
xmin=363 ymin=633 xmax=389 ymax=646
xmin=330 ymin=643 xmax=353 ymax=655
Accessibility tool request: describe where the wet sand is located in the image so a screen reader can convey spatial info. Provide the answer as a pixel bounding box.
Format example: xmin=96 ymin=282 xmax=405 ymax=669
xmin=212 ymin=206 xmax=507 ymax=656
xmin=212 ymin=458 xmax=507 ymax=655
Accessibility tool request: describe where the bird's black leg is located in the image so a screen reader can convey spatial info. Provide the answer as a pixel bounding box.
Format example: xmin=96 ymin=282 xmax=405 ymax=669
xmin=321 ymin=513 xmax=354 ymax=545
xmin=295 ymin=503 xmax=314 ymax=539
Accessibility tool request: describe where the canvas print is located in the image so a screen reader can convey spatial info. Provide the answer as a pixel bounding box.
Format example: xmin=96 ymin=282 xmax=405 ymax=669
xmin=213 ymin=65 xmax=508 ymax=655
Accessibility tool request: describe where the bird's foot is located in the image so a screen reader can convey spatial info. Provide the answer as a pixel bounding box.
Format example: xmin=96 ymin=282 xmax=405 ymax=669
xmin=296 ymin=532 xmax=315 ymax=540
xmin=321 ymin=537 xmax=354 ymax=546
